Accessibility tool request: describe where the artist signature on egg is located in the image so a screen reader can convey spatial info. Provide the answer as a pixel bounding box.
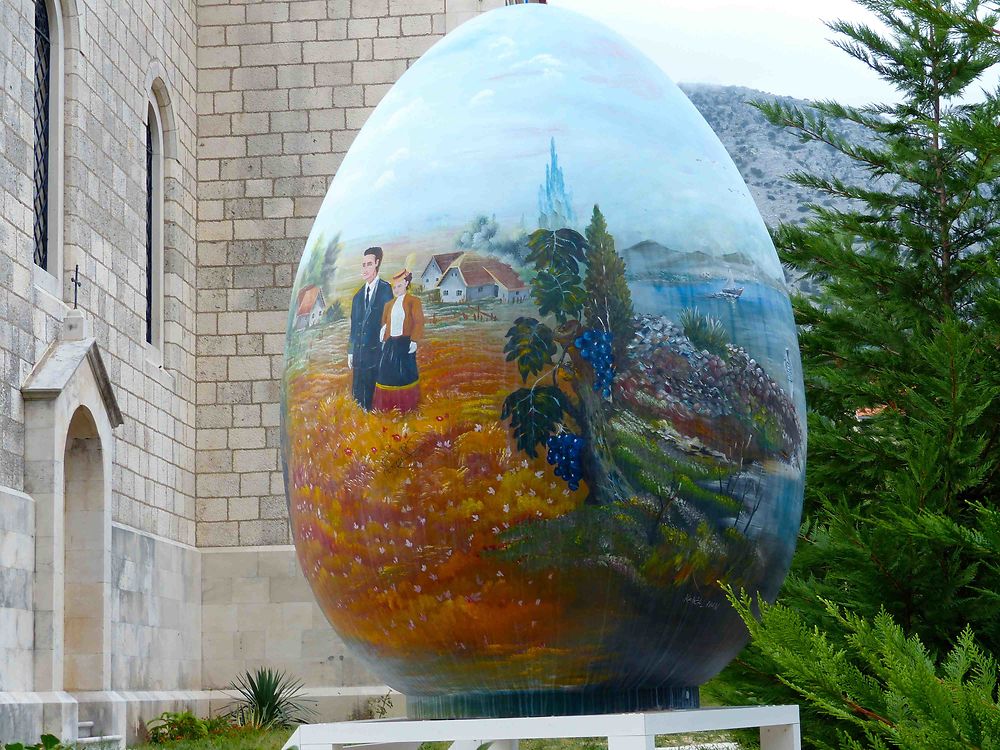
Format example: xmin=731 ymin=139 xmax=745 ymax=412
xmin=684 ymin=594 xmax=721 ymax=610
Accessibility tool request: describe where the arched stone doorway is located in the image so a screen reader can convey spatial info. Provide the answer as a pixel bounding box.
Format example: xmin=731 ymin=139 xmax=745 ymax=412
xmin=62 ymin=406 xmax=107 ymax=690
xmin=22 ymin=332 xmax=121 ymax=693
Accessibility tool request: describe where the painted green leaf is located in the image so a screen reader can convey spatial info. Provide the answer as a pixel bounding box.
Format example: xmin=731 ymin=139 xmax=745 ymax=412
xmin=500 ymin=386 xmax=568 ymax=458
xmin=503 ymin=317 xmax=557 ymax=383
xmin=531 ymin=267 xmax=586 ymax=323
xmin=526 ymin=228 xmax=588 ymax=276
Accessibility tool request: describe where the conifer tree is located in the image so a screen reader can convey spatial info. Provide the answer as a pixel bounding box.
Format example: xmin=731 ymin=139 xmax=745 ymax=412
xmin=583 ymin=205 xmax=636 ymax=361
xmin=706 ymin=2 xmax=1000 ymax=747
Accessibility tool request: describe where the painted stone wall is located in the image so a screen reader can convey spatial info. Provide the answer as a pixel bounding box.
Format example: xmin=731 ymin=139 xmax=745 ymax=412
xmin=194 ymin=0 xmax=505 ymax=547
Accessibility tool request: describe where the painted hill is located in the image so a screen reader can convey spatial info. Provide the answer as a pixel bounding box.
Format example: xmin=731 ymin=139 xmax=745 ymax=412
xmin=620 ymin=240 xmax=756 ymax=281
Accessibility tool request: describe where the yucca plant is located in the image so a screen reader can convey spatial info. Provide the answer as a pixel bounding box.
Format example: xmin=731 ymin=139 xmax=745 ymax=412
xmin=679 ymin=307 xmax=730 ymax=356
xmin=225 ymin=667 xmax=316 ymax=729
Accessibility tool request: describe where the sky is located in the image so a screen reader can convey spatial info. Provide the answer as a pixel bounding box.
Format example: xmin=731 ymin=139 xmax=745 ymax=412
xmin=306 ymin=5 xmax=785 ymax=287
xmin=549 ymin=0 xmax=998 ymax=105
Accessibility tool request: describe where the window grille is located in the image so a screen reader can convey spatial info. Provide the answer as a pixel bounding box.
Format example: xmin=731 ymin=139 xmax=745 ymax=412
xmin=32 ymin=0 xmax=51 ymax=269
xmin=145 ymin=119 xmax=154 ymax=344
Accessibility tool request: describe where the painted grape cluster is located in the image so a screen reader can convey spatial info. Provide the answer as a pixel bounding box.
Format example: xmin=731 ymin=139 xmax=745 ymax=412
xmin=545 ymin=432 xmax=585 ymax=490
xmin=576 ymin=328 xmax=616 ymax=397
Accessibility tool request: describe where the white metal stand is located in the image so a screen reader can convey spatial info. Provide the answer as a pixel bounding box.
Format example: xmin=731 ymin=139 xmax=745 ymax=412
xmin=283 ymin=706 xmax=801 ymax=750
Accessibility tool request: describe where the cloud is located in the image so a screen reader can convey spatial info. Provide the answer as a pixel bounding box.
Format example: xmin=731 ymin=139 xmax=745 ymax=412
xmin=374 ymin=170 xmax=396 ymax=190
xmin=489 ymin=35 xmax=517 ymax=59
xmin=387 ymin=147 xmax=411 ymax=164
xmin=511 ymin=53 xmax=566 ymax=80
xmin=381 ymin=97 xmax=427 ymax=134
xmin=470 ymin=89 xmax=495 ymax=107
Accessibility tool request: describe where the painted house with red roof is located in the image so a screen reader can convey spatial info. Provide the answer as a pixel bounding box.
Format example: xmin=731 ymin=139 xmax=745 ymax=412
xmin=420 ymin=252 xmax=465 ymax=289
xmin=433 ymin=253 xmax=528 ymax=304
xmin=294 ymin=284 xmax=327 ymax=329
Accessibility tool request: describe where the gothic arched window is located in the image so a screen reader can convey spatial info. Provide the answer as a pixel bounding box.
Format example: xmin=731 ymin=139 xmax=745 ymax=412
xmin=32 ymin=0 xmax=52 ymax=269
xmin=145 ymin=101 xmax=163 ymax=350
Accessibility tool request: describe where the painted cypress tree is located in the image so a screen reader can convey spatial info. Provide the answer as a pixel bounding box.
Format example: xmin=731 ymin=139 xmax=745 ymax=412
xmin=583 ymin=205 xmax=636 ymax=362
xmin=706 ymin=2 xmax=1000 ymax=747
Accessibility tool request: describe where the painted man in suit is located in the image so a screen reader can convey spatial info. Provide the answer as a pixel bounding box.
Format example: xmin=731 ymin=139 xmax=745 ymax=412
xmin=348 ymin=246 xmax=393 ymax=411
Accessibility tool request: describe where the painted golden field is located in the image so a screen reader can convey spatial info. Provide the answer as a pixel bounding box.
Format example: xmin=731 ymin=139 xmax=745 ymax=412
xmin=284 ymin=317 xmax=613 ymax=688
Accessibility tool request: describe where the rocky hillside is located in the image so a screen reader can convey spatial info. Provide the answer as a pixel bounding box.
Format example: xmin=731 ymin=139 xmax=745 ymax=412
xmin=681 ymin=83 xmax=874 ymax=230
xmin=680 ymin=83 xmax=877 ymax=293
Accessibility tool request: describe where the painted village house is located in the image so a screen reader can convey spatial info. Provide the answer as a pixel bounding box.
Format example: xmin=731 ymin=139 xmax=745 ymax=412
xmin=424 ymin=253 xmax=529 ymax=304
xmin=294 ymin=284 xmax=327 ymax=330
xmin=0 ymin=0 xmax=511 ymax=744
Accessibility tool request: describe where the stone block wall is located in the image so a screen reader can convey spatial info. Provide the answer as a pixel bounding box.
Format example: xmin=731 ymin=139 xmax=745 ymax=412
xmin=200 ymin=546 xmax=376 ymax=688
xmin=0 ymin=0 xmax=38 ymax=495
xmin=194 ymin=0 xmax=503 ymax=546
xmin=110 ymin=525 xmax=202 ymax=690
xmin=1 ymin=0 xmax=200 ymax=545
xmin=0 ymin=487 xmax=34 ymax=691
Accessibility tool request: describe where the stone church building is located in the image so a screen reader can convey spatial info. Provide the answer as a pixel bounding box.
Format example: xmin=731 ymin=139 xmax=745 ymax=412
xmin=0 ymin=0 xmax=516 ymax=744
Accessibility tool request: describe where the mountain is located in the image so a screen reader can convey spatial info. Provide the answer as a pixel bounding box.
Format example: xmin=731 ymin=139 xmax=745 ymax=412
xmin=620 ymin=240 xmax=756 ymax=280
xmin=681 ymin=83 xmax=874 ymax=229
xmin=680 ymin=83 xmax=874 ymax=293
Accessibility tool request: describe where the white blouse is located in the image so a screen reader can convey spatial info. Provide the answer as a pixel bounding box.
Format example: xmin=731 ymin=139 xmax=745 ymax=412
xmin=389 ymin=295 xmax=405 ymax=337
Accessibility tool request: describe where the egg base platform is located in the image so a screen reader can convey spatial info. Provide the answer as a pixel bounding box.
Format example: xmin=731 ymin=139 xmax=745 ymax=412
xmin=282 ymin=705 xmax=802 ymax=750
xmin=407 ymin=686 xmax=699 ymax=719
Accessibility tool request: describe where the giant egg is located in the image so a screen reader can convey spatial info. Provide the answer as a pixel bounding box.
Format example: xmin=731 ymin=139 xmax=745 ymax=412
xmin=283 ymin=4 xmax=805 ymax=718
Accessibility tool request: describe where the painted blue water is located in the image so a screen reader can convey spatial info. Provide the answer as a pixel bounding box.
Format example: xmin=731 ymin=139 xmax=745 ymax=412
xmin=630 ymin=277 xmax=805 ymax=415
xmin=630 ymin=277 xmax=807 ymax=562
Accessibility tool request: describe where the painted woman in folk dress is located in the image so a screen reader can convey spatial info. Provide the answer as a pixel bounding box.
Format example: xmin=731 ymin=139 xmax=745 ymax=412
xmin=373 ymin=269 xmax=424 ymax=413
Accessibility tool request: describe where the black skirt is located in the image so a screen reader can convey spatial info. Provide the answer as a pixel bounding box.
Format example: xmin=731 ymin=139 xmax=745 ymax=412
xmin=376 ymin=336 xmax=418 ymax=388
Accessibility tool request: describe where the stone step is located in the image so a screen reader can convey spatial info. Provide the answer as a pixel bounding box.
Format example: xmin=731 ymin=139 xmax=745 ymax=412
xmin=76 ymin=735 xmax=123 ymax=750
xmin=77 ymin=721 xmax=95 ymax=738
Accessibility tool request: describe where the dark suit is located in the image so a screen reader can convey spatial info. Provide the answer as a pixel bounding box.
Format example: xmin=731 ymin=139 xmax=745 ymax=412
xmin=349 ymin=278 xmax=393 ymax=410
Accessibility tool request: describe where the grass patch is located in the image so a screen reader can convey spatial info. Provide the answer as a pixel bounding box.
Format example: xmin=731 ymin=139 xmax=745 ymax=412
xmin=129 ymin=728 xmax=291 ymax=750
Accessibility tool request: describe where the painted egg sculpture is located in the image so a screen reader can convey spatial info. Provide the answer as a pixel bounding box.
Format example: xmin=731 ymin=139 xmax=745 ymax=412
xmin=283 ymin=4 xmax=806 ymax=718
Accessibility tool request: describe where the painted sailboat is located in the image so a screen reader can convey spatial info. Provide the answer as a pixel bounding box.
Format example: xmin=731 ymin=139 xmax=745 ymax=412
xmin=714 ymin=268 xmax=744 ymax=300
